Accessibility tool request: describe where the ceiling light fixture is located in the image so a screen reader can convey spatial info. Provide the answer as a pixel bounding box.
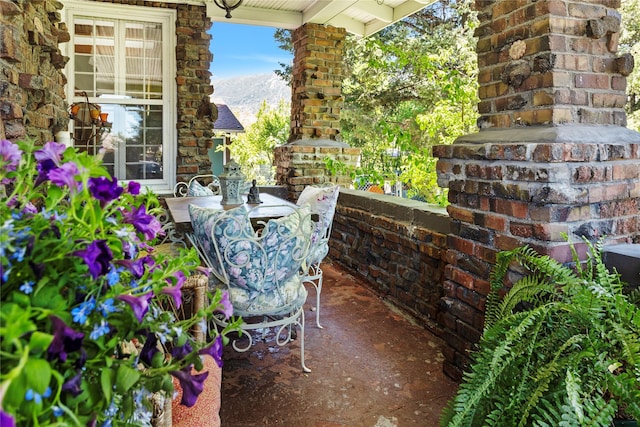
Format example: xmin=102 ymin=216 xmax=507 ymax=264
xmin=213 ymin=0 xmax=243 ymax=19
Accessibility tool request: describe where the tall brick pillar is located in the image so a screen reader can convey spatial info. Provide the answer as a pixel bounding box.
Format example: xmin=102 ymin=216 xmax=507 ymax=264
xmin=434 ymin=0 xmax=640 ymax=380
xmin=275 ymin=23 xmax=359 ymax=199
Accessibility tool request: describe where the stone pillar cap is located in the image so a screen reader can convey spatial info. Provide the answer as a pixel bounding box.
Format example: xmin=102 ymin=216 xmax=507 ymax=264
xmin=286 ymin=138 xmax=350 ymax=147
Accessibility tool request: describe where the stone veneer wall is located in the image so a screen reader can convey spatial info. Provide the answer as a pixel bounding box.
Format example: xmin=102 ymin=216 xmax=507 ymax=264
xmin=0 ymin=0 xmax=216 ymax=185
xmin=329 ymin=189 xmax=451 ymax=339
xmin=0 ymin=0 xmax=70 ymax=142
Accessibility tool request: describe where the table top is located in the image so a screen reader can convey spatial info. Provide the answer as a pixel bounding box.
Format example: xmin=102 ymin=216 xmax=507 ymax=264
xmin=165 ymin=193 xmax=297 ymax=229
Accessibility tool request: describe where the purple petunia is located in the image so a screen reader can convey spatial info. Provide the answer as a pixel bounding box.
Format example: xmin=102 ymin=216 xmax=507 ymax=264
xmin=0 ymin=139 xmax=22 ymax=183
xmin=61 ymin=371 xmax=83 ymax=397
xmin=122 ymin=205 xmax=162 ymax=241
xmin=199 ymin=335 xmax=224 ymax=368
xmin=47 ymin=315 xmax=85 ymax=363
xmin=48 ymin=162 xmax=81 ymax=192
xmin=161 ymin=271 xmax=186 ymax=309
xmin=117 ymin=292 xmax=153 ymax=323
xmin=140 ymin=332 xmax=159 ymax=366
xmin=171 ymin=341 xmax=193 ymax=360
xmin=34 ymin=141 xmax=66 ymax=166
xmin=170 ymin=366 xmax=209 ymax=407
xmin=88 ymin=176 xmax=123 ymax=206
xmin=114 ymin=256 xmax=155 ymax=279
xmin=216 ymin=291 xmax=233 ymax=319
xmin=0 ymin=410 xmax=15 ymax=427
xmin=73 ymin=240 xmax=113 ymax=279
xmin=127 ymin=181 xmax=141 ymax=195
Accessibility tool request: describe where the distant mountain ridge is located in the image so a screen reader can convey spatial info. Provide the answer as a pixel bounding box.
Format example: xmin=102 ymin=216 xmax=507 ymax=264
xmin=212 ymin=73 xmax=290 ymax=126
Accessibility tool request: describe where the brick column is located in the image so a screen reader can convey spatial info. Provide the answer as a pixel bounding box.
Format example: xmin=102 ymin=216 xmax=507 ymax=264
xmin=434 ymin=0 xmax=640 ymax=380
xmin=289 ymin=23 xmax=345 ymax=142
xmin=276 ymin=23 xmax=358 ymax=198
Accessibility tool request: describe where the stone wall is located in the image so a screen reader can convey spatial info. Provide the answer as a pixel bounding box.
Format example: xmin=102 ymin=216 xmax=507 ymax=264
xmin=330 ymin=189 xmax=451 ymax=338
xmin=0 ymin=0 xmax=216 ymax=185
xmin=0 ymin=0 xmax=70 ymax=142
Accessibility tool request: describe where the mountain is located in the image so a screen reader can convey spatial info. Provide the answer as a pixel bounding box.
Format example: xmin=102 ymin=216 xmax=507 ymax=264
xmin=211 ymin=73 xmax=290 ymax=126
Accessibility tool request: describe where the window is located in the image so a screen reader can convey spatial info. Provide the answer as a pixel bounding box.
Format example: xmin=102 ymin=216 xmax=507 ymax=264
xmin=64 ymin=2 xmax=176 ymax=193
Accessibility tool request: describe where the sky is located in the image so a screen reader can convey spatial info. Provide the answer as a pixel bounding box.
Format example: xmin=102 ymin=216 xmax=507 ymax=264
xmin=209 ymin=23 xmax=293 ymax=80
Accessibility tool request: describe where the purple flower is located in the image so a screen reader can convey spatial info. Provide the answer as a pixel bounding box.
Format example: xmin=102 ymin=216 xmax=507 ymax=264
xmin=127 ymin=181 xmax=141 ymax=195
xmin=117 ymin=292 xmax=153 ymax=323
xmin=34 ymin=141 xmax=66 ymax=166
xmin=162 ymin=271 xmax=186 ymax=308
xmin=0 ymin=410 xmax=15 ymax=427
xmin=140 ymin=332 xmax=159 ymax=365
xmin=0 ymin=139 xmax=22 ymax=183
xmin=122 ymin=205 xmax=162 ymax=241
xmin=216 ymin=291 xmax=233 ymax=319
xmin=199 ymin=335 xmax=224 ymax=368
xmin=48 ymin=162 xmax=81 ymax=192
xmin=47 ymin=315 xmax=85 ymax=362
xmin=88 ymin=176 xmax=123 ymax=206
xmin=62 ymin=371 xmax=83 ymax=397
xmin=73 ymin=240 xmax=113 ymax=279
xmin=170 ymin=366 xmax=209 ymax=407
xmin=115 ymin=256 xmax=155 ymax=279
xmin=35 ymin=159 xmax=56 ymax=186
xmin=171 ymin=341 xmax=193 ymax=360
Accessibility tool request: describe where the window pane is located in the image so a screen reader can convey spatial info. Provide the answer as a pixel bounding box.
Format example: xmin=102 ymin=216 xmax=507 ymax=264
xmin=124 ymin=22 xmax=163 ymax=100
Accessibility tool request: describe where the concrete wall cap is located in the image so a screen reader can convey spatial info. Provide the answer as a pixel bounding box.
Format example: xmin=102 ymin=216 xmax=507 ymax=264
xmin=455 ymin=125 xmax=640 ymax=145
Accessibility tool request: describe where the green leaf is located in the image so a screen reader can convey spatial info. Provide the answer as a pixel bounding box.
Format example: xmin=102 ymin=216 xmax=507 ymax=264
xmin=28 ymin=331 xmax=53 ymax=355
xmin=115 ymin=364 xmax=140 ymax=394
xmin=100 ymin=366 xmax=114 ymax=404
xmin=25 ymin=358 xmax=52 ymax=393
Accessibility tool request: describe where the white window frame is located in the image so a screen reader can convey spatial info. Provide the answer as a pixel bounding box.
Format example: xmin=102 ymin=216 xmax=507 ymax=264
xmin=62 ymin=0 xmax=176 ymax=194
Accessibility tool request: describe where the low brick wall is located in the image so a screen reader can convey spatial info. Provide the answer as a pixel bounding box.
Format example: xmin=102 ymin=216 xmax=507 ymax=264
xmin=329 ymin=189 xmax=451 ymax=337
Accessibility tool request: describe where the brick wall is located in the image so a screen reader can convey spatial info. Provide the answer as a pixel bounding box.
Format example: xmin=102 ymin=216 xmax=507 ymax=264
xmin=0 ymin=0 xmax=70 ymax=142
xmin=329 ymin=189 xmax=451 ymax=337
xmin=475 ymin=0 xmax=630 ymax=128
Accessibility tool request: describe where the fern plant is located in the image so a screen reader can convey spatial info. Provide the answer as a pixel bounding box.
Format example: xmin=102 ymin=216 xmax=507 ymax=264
xmin=441 ymin=239 xmax=640 ymax=427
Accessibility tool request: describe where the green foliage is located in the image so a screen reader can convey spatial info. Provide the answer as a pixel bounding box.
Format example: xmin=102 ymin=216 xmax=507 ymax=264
xmin=228 ymin=100 xmax=290 ymax=184
xmin=340 ymin=0 xmax=478 ymax=204
xmin=620 ymin=0 xmax=640 ymax=130
xmin=441 ymin=240 xmax=640 ymax=427
xmin=0 ymin=139 xmax=242 ymax=425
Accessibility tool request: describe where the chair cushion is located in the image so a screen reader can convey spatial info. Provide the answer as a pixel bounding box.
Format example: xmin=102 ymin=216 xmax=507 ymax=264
xmin=189 ymin=180 xmax=215 ymax=197
xmin=230 ymin=274 xmax=308 ymax=317
xmin=188 ymin=205 xmax=253 ymax=272
xmin=296 ymin=185 xmax=339 ymax=266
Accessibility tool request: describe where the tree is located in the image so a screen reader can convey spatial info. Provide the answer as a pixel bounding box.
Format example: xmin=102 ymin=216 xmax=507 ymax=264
xmin=620 ymin=0 xmax=640 ymax=131
xmin=227 ymin=100 xmax=289 ymax=184
xmin=339 ymin=0 xmax=478 ymax=204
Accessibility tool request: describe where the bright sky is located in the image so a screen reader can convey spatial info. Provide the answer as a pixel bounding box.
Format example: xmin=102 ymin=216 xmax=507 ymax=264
xmin=210 ymin=23 xmax=293 ymax=80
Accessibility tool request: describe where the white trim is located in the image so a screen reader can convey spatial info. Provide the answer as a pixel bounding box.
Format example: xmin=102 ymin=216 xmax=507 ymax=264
xmin=62 ymin=0 xmax=176 ymax=194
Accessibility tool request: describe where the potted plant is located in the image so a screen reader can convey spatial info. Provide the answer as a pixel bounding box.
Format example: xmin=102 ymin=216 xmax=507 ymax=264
xmin=0 ymin=139 xmax=241 ymax=426
xmin=441 ymin=239 xmax=640 ymax=426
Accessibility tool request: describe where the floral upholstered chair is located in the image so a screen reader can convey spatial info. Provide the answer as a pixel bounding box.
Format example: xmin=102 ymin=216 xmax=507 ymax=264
xmin=295 ymin=184 xmax=340 ymax=328
xmin=188 ymin=203 xmax=314 ymax=372
xmin=173 ymin=174 xmax=221 ymax=197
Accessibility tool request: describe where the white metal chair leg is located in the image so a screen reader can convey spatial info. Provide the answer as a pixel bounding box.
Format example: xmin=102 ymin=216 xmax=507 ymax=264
xmin=303 ymin=263 xmax=324 ymax=328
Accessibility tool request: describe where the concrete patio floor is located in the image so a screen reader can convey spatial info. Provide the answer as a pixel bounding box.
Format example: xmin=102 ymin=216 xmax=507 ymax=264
xmin=218 ymin=260 xmax=459 ymax=427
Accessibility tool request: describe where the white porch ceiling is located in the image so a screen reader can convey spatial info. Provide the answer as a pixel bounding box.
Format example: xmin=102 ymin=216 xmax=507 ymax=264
xmin=204 ymin=0 xmax=436 ymax=37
